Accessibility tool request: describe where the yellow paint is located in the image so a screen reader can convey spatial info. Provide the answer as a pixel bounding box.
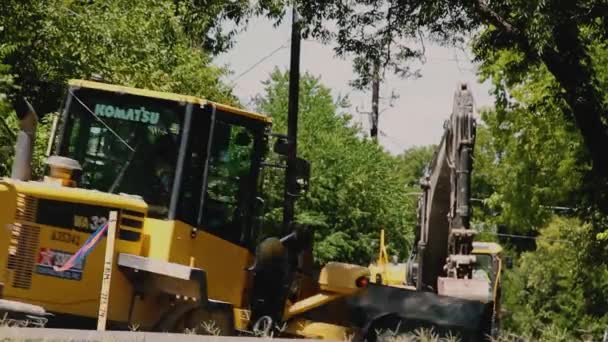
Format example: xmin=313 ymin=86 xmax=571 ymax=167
xmin=0 ymin=180 xmax=144 ymax=324
xmin=189 ymin=230 xmax=253 ymax=307
xmin=284 ymin=292 xmax=342 ymax=320
xmin=210 ymin=101 xmax=272 ymax=123
xmin=140 ymin=218 xmax=179 ymax=261
xmin=368 ymin=229 xmax=407 ymax=286
xmin=68 ymin=79 xmax=272 ymax=124
xmin=379 ymin=229 xmax=388 ymax=265
xmin=472 ymin=241 xmax=503 ymax=255
xmin=68 ymin=79 xmax=205 ymax=106
xmin=318 ymin=262 xmax=370 ymax=295
xmin=8 ymin=179 xmax=147 ymax=214
xmin=139 ymin=218 xmax=253 ymax=307
xmin=5 ymin=221 xmax=141 ymax=323
xmin=0 ymin=181 xmax=17 ymax=287
xmin=492 ymin=256 xmax=502 ymax=313
xmin=286 ymin=319 xmax=357 ymax=341
xmin=232 ymin=308 xmax=251 ymax=331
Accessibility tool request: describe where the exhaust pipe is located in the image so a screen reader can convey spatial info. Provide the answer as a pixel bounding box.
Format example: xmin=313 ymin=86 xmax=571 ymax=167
xmin=10 ymin=97 xmax=38 ymax=181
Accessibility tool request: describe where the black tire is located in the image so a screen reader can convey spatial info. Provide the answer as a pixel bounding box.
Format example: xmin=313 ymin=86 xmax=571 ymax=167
xmin=172 ymin=306 xmax=236 ymax=336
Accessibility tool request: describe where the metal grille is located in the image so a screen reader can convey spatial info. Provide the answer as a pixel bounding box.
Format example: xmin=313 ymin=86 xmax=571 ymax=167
xmin=15 ymin=194 xmax=38 ymax=222
xmin=7 ymin=223 xmax=41 ymax=289
xmin=8 ymin=195 xmax=40 ymax=289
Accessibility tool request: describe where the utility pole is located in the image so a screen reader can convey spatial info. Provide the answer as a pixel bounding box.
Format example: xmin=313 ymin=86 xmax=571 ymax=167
xmin=282 ymin=6 xmax=302 ymax=234
xmin=370 ymin=62 xmax=380 ymax=140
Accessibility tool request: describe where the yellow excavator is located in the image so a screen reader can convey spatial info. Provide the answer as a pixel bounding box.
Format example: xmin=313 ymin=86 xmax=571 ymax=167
xmin=362 ymin=83 xmax=505 ymax=341
xmin=368 ymin=229 xmax=504 ymax=337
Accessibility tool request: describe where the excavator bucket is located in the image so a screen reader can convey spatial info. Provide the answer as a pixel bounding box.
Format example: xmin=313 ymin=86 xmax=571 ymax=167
xmin=345 ymin=283 xmax=493 ymax=341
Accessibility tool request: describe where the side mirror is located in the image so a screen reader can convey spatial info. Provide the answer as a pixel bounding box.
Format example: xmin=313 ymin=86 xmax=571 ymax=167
xmin=505 ymin=256 xmax=513 ymax=269
xmin=295 ymin=157 xmax=310 ymax=193
xmin=273 ymin=136 xmax=289 ymax=156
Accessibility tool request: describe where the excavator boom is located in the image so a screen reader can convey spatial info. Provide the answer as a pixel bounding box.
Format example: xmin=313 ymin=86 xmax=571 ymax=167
xmin=409 ymin=82 xmax=486 ymax=298
xmin=347 ymin=83 xmax=498 ymax=341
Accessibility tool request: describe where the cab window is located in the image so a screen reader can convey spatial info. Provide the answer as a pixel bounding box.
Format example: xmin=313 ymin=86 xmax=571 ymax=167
xmin=201 ymin=114 xmax=256 ymax=244
xmin=59 ymin=88 xmax=185 ymax=218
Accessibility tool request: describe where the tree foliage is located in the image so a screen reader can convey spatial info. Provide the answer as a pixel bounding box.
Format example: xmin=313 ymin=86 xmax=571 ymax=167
xmin=471 ymin=53 xmax=590 ymax=233
xmin=255 ymin=68 xmax=415 ymax=265
xmin=225 ymin=0 xmax=608 ymax=190
xmin=466 ymin=47 xmax=608 ymax=338
xmin=502 ymin=216 xmax=608 ymax=340
xmin=396 ymin=145 xmax=435 ymax=189
xmin=0 ymin=0 xmax=241 ymax=177
xmin=0 ymin=0 xmax=237 ymax=118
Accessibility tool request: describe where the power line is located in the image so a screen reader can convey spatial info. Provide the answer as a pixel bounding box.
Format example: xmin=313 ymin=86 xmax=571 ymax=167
xmin=379 ymin=130 xmax=409 ymax=151
xmin=483 ymin=232 xmax=573 ymax=245
xmin=229 ymin=39 xmax=290 ymax=84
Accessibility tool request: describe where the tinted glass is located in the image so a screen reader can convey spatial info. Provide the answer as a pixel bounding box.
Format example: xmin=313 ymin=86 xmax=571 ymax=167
xmin=60 ymin=88 xmax=186 ymax=218
xmin=473 ymin=254 xmax=495 ymax=283
xmin=200 ymin=112 xmax=259 ymax=245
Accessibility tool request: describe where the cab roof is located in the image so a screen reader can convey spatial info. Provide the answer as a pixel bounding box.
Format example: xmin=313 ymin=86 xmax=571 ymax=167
xmin=68 ymin=79 xmax=272 ymax=124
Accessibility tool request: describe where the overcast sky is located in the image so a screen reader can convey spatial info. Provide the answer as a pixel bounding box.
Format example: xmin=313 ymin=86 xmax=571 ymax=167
xmin=213 ymin=15 xmax=494 ymax=155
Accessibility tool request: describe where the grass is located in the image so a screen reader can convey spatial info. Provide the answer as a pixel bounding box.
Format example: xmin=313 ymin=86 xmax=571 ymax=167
xmin=374 ymin=328 xmax=604 ymax=342
xmin=0 ymin=315 xmax=603 ymax=342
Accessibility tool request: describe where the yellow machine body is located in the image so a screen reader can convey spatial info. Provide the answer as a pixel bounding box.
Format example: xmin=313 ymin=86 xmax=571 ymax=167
xmin=0 ymin=176 xmax=255 ymax=329
xmin=368 ymin=230 xmax=410 ymax=289
xmin=368 ymin=230 xmax=503 ymax=305
xmin=0 ymin=80 xmax=268 ymax=329
xmin=0 ymin=79 xmax=372 ymax=339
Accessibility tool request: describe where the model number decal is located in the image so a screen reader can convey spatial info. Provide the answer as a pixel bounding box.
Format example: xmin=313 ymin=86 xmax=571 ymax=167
xmin=35 ymin=248 xmax=85 ymax=281
xmin=73 ymin=215 xmax=108 ymax=232
xmin=51 ymin=230 xmax=81 ymax=246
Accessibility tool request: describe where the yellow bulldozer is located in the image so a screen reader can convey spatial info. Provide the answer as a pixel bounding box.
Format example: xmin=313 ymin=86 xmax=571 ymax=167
xmin=0 ymin=79 xmax=503 ymax=341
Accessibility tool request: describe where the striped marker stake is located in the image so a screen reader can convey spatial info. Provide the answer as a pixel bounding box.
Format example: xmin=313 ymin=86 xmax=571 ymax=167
xmin=97 ymin=211 xmax=117 ymax=331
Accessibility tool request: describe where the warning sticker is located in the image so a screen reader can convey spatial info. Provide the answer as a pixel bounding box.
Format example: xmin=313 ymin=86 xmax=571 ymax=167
xmin=35 ymin=248 xmax=85 ymax=281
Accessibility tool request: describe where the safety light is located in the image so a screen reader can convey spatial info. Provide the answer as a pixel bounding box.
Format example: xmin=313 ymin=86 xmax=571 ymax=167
xmin=356 ymin=276 xmax=369 ymax=288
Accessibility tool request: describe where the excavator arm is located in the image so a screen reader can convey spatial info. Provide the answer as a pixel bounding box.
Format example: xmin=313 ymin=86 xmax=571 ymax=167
xmin=345 ymin=83 xmax=494 ymax=342
xmin=407 ymin=82 xmax=486 ymax=300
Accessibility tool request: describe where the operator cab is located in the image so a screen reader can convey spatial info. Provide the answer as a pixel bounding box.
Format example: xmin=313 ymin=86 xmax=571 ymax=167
xmin=51 ymin=79 xmax=271 ymax=249
xmin=471 ymin=242 xmax=502 ymax=294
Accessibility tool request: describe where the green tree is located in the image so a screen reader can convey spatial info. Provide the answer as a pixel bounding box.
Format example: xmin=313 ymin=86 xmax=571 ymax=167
xmin=0 ymin=0 xmax=237 ymax=116
xmin=254 ymin=68 xmax=415 ymax=265
xmin=502 ymin=216 xmax=608 ymax=340
xmin=397 ymin=145 xmax=435 ymax=189
xmin=464 ymin=47 xmax=608 ymax=338
xmin=471 ymin=89 xmax=588 ymax=233
xmin=283 ymin=0 xmax=608 ymax=179
xmin=0 ymin=0 xmax=239 ymax=177
xmin=0 ymin=63 xmax=16 ymax=176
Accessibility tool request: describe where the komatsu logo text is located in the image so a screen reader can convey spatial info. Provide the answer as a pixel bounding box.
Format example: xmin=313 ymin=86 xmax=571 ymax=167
xmin=94 ymin=103 xmax=160 ymax=125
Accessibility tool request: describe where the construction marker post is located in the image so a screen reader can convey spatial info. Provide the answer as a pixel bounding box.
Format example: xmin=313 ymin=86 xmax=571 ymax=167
xmin=97 ymin=210 xmax=117 ymax=331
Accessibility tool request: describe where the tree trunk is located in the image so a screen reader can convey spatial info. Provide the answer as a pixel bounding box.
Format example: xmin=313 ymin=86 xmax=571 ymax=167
xmin=541 ymin=22 xmax=608 ymax=179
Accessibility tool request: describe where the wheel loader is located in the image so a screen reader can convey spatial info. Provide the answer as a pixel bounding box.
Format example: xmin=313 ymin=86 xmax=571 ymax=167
xmin=0 ymin=79 xmax=372 ymax=339
xmin=0 ymin=79 xmax=502 ymax=341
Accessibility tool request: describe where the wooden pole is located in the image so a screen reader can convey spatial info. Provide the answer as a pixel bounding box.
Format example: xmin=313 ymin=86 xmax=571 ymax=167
xmin=370 ymin=62 xmax=380 ymax=141
xmin=282 ymin=5 xmax=302 ymax=234
xmin=97 ymin=211 xmax=117 ymax=331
